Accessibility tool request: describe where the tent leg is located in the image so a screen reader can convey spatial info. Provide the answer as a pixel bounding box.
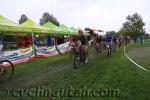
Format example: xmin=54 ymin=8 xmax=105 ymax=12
xmin=32 ymin=32 xmax=37 ymax=57
xmin=54 ymin=35 xmax=55 ymax=46
xmin=69 ymin=36 xmax=71 ymax=42
xmin=0 ymin=32 xmax=3 ymax=43
xmin=54 ymin=35 xmax=58 ymax=46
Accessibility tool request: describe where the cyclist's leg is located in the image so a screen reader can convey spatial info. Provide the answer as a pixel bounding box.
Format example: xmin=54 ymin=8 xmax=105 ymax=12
xmin=82 ymin=45 xmax=88 ymax=63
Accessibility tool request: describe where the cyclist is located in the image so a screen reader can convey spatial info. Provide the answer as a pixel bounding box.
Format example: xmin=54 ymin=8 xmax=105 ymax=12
xmin=105 ymin=35 xmax=113 ymax=55
xmin=112 ymin=36 xmax=117 ymax=51
xmin=105 ymin=35 xmax=113 ymax=47
xmin=76 ymin=30 xmax=88 ymax=63
xmin=113 ymin=36 xmax=117 ymax=45
xmin=93 ymin=34 xmax=102 ymax=55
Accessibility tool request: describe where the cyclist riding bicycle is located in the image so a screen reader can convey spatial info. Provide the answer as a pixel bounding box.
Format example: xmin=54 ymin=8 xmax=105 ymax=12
xmin=93 ymin=34 xmax=102 ymax=55
xmin=76 ymin=30 xmax=88 ymax=63
xmin=105 ymin=35 xmax=113 ymax=48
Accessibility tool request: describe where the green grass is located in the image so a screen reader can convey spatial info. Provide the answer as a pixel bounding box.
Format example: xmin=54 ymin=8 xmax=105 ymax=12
xmin=127 ymin=42 xmax=150 ymax=71
xmin=0 ymin=42 xmax=150 ymax=100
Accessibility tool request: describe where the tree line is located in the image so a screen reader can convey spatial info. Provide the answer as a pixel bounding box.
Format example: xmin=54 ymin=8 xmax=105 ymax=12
xmin=105 ymin=13 xmax=147 ymax=38
xmin=19 ymin=12 xmax=60 ymax=26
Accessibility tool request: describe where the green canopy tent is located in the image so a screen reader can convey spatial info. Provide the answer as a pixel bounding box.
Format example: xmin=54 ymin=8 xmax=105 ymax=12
xmin=20 ymin=19 xmax=52 ymax=57
xmin=20 ymin=19 xmax=50 ymax=33
xmin=70 ymin=26 xmax=78 ymax=35
xmin=0 ymin=15 xmax=32 ymax=33
xmin=42 ymin=22 xmax=64 ymax=35
xmin=60 ymin=24 xmax=76 ymax=35
xmin=42 ymin=22 xmax=66 ymax=46
xmin=0 ymin=15 xmax=33 ymax=51
xmin=59 ymin=24 xmax=76 ymax=43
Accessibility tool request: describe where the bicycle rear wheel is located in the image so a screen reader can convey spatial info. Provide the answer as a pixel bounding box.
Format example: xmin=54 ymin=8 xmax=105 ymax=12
xmin=107 ymin=48 xmax=111 ymax=56
xmin=74 ymin=55 xmax=81 ymax=69
xmin=0 ymin=60 xmax=14 ymax=82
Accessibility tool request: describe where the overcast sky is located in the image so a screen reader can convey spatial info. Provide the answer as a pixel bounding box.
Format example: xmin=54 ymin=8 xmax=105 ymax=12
xmin=0 ymin=0 xmax=150 ymax=32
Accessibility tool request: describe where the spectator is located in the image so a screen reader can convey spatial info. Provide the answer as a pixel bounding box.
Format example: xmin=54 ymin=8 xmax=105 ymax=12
xmin=17 ymin=36 xmax=24 ymax=48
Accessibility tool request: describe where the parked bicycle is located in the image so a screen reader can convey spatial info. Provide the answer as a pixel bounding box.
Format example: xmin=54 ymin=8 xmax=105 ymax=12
xmin=0 ymin=44 xmax=14 ymax=81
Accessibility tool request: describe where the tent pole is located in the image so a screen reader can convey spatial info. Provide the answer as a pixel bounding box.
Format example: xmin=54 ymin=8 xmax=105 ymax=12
xmin=54 ymin=35 xmax=58 ymax=46
xmin=32 ymin=32 xmax=37 ymax=57
xmin=56 ymin=35 xmax=57 ymax=45
xmin=69 ymin=35 xmax=71 ymax=42
xmin=54 ymin=35 xmax=55 ymax=46
xmin=0 ymin=32 xmax=3 ymax=43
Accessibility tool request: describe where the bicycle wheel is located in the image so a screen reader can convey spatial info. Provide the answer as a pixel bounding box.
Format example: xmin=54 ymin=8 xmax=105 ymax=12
xmin=0 ymin=60 xmax=14 ymax=81
xmin=74 ymin=54 xmax=81 ymax=69
xmin=107 ymin=48 xmax=111 ymax=56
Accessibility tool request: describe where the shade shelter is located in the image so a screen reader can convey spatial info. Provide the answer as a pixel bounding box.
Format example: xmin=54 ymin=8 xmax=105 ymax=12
xmin=42 ymin=22 xmax=64 ymax=35
xmin=20 ymin=19 xmax=49 ymax=33
xmin=0 ymin=15 xmax=31 ymax=33
xmin=60 ymin=24 xmax=75 ymax=35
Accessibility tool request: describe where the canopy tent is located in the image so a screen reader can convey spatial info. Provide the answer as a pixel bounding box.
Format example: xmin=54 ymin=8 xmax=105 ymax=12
xmin=60 ymin=24 xmax=76 ymax=35
xmin=42 ymin=22 xmax=64 ymax=35
xmin=0 ymin=15 xmax=31 ymax=33
xmin=70 ymin=26 xmax=78 ymax=34
xmin=20 ymin=19 xmax=50 ymax=33
xmin=76 ymin=27 xmax=89 ymax=36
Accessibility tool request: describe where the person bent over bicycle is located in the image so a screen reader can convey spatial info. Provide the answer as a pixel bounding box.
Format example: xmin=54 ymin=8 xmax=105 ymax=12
xmin=76 ymin=30 xmax=88 ymax=63
xmin=105 ymin=35 xmax=113 ymax=55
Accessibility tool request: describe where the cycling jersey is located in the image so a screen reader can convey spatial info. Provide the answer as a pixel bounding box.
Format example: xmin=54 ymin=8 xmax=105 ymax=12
xmin=105 ymin=36 xmax=112 ymax=43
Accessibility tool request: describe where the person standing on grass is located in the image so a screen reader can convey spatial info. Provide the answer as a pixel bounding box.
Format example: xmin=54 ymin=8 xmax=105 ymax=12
xmin=141 ymin=34 xmax=144 ymax=44
xmin=134 ymin=35 xmax=138 ymax=44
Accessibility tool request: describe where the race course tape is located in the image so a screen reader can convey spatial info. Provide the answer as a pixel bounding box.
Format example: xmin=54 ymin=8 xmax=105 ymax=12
xmin=124 ymin=46 xmax=150 ymax=72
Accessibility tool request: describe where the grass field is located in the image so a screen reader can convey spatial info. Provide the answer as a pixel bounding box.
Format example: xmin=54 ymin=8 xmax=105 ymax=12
xmin=0 ymin=40 xmax=150 ymax=100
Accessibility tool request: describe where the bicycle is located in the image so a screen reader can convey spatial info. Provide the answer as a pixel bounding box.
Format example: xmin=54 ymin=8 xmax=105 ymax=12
xmin=71 ymin=43 xmax=88 ymax=69
xmin=106 ymin=43 xmax=112 ymax=56
xmin=0 ymin=44 xmax=14 ymax=81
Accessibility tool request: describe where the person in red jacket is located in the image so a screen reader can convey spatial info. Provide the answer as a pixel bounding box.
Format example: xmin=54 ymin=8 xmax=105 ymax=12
xmin=25 ymin=35 xmax=31 ymax=47
xmin=17 ymin=36 xmax=24 ymax=48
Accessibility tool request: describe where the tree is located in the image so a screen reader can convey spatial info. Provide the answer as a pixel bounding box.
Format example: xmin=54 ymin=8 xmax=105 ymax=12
xmin=19 ymin=14 xmax=28 ymax=24
xmin=106 ymin=31 xmax=117 ymax=36
xmin=40 ymin=12 xmax=60 ymax=26
xmin=119 ymin=13 xmax=145 ymax=37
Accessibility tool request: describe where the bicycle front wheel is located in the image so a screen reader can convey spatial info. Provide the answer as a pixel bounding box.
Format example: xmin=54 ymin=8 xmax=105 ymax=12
xmin=0 ymin=60 xmax=14 ymax=81
xmin=74 ymin=55 xmax=81 ymax=69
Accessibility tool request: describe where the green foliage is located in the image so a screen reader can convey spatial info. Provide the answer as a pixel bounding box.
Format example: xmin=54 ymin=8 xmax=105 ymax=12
xmin=19 ymin=14 xmax=28 ymax=24
xmin=40 ymin=12 xmax=60 ymax=26
xmin=119 ymin=13 xmax=145 ymax=37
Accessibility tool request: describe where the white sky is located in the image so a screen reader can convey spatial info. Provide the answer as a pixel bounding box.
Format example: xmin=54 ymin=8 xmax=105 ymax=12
xmin=0 ymin=0 xmax=150 ymax=32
